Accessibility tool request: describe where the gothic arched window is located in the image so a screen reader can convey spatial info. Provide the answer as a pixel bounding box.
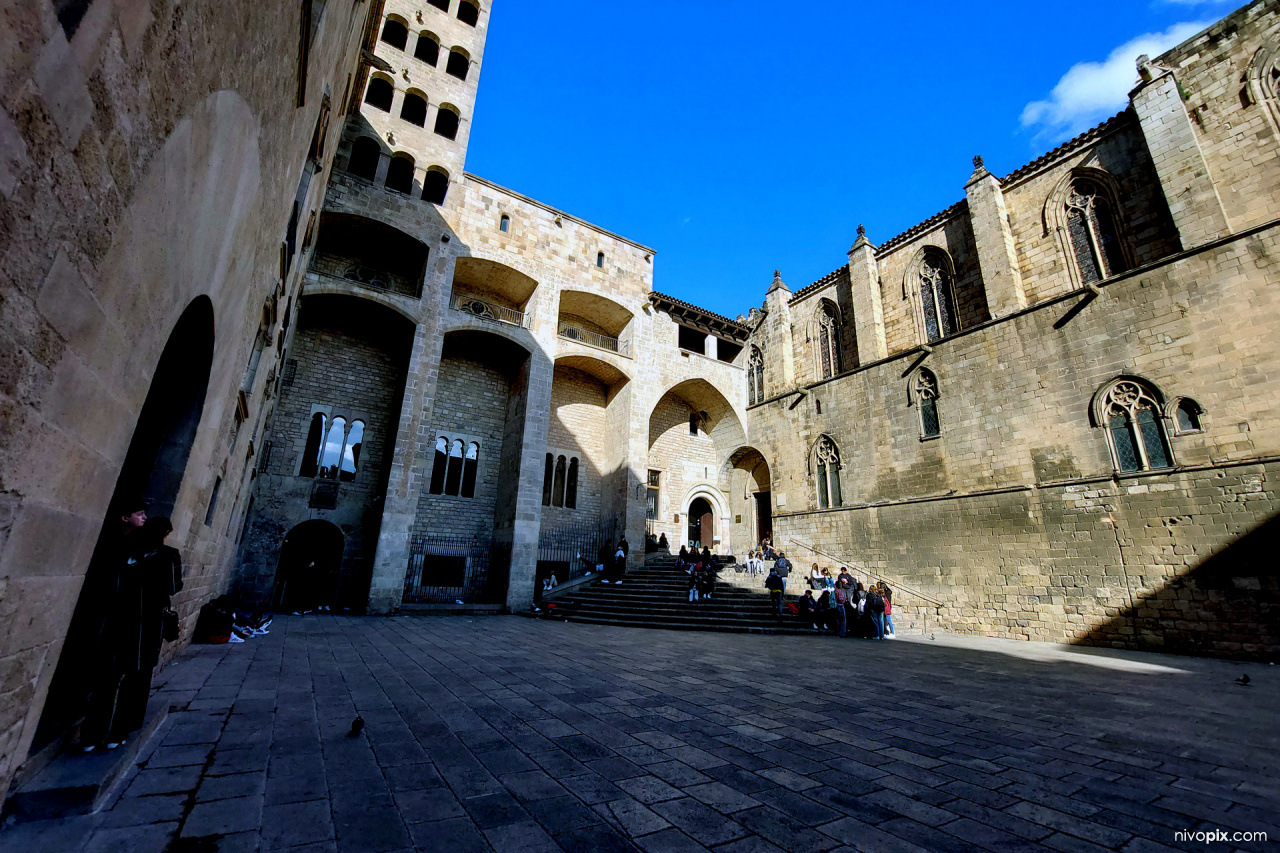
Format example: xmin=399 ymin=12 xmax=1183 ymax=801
xmin=542 ymin=453 xmax=554 ymax=506
xmin=919 ymin=253 xmax=957 ymax=343
xmin=318 ymin=417 xmax=346 ymax=479
xmin=1098 ymin=380 xmax=1172 ymax=473
xmin=461 ymin=442 xmax=479 ymax=498
xmin=915 ymin=369 xmax=940 ymax=439
xmin=566 ymin=458 xmax=579 ymax=509
xmin=814 ymin=436 xmax=843 ymax=510
xmin=816 ymin=302 xmax=841 ymax=380
xmin=300 ymin=413 xmax=326 ymax=478
xmin=1066 ymin=179 xmax=1127 ymax=285
xmin=747 ymin=346 xmax=765 ymax=406
xmin=552 ymin=456 xmax=567 ymax=507
xmin=429 ymin=437 xmax=448 ymax=494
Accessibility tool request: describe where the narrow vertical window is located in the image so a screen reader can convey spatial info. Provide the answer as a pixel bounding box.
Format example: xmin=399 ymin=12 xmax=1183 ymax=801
xmin=339 ymin=421 xmax=364 ymax=482
xmin=1066 ymin=179 xmax=1128 ymax=285
xmin=1099 ymin=380 xmax=1173 ymax=472
xmin=566 ymin=458 xmax=579 ymax=509
xmin=814 ymin=436 xmax=842 ymax=509
xmin=916 ymin=369 xmax=941 ymax=439
xmin=205 ymin=477 xmax=222 ymax=527
xmin=689 ymin=413 xmax=698 ymax=436
xmin=919 ymin=254 xmax=956 ymax=343
xmin=500 ymin=214 xmax=510 ymax=232
xmin=429 ymin=436 xmax=448 ymax=494
xmin=300 ymin=413 xmax=326 ymax=477
xmin=461 ymin=442 xmax=479 ymax=498
xmin=748 ymin=346 xmax=764 ymax=406
xmin=318 ymin=417 xmax=346 ymax=479
xmin=552 ymin=456 xmax=567 ymax=507
xmin=445 ymin=439 xmax=464 ymax=495
xmin=542 ymin=453 xmax=554 ymax=506
xmin=597 ymin=251 xmax=605 ymax=268
xmin=817 ymin=302 xmax=841 ymax=379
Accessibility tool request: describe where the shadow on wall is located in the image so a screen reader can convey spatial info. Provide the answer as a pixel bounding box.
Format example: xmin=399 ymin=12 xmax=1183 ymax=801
xmin=1073 ymin=512 xmax=1280 ymax=661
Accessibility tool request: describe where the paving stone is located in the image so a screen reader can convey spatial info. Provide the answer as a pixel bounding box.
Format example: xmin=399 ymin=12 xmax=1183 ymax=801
xmin=407 ymin=817 xmax=489 ymax=853
xmin=650 ymin=797 xmax=750 ymax=846
xmin=182 ymin=794 xmax=265 ymax=837
xmin=683 ymin=781 xmax=760 ymax=814
xmin=98 ymin=792 xmax=189 ymax=826
xmin=261 ymin=799 xmax=336 ymax=849
xmin=124 ymin=764 xmax=205 ymax=797
xmin=605 ymin=795 xmax=671 ymax=836
xmin=82 ymin=823 xmax=178 ymax=853
xmin=524 ymin=794 xmax=602 ymax=835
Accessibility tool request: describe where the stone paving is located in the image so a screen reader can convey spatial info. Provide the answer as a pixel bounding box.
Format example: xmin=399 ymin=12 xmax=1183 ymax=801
xmin=3 ymin=616 xmax=1277 ymax=853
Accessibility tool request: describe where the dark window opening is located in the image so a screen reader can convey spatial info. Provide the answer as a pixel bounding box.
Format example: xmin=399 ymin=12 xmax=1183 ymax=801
xmin=381 ymin=19 xmax=409 ymax=50
xmin=1137 ymin=407 xmax=1172 ymax=469
xmin=204 ymin=477 xmax=222 ymax=527
xmin=446 ymin=50 xmax=470 ymax=80
xmin=429 ymin=437 xmax=448 ymax=494
xmin=815 ymin=399 xmax=822 ymax=414
xmin=428 ymin=0 xmax=449 ymax=10
xmin=460 ymin=442 xmax=479 ymax=498
xmin=422 ymin=169 xmax=449 ymax=205
xmin=542 ymin=453 xmax=554 ymax=506
xmin=401 ymin=93 xmax=428 ymax=126
xmin=365 ymin=77 xmax=394 ymax=112
xmin=921 ymin=397 xmax=940 ymax=438
xmin=716 ymin=339 xmax=742 ymax=363
xmin=434 ymin=108 xmax=460 ymax=140
xmin=596 ymin=251 xmax=605 ymax=268
xmin=677 ymin=325 xmax=707 ymax=354
xmin=688 ymin=413 xmax=699 ymax=436
xmin=385 ymin=155 xmax=415 ymax=194
xmin=348 ymin=137 xmax=380 ymax=181
xmin=552 ymin=456 xmax=567 ymax=507
xmin=1176 ymin=400 xmax=1202 ymax=433
xmin=566 ymin=458 xmax=579 ymax=509
xmin=458 ymin=0 xmax=479 ymax=26
xmin=414 ymin=34 xmax=440 ymax=65
xmin=300 ymin=413 xmax=326 ymax=477
xmin=54 ymin=0 xmax=94 ymax=38
xmin=500 ymin=214 xmax=510 ymax=232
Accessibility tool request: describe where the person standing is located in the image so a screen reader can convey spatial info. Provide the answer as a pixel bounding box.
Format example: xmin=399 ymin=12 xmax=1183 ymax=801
xmin=879 ymin=583 xmax=895 ymax=638
xmin=774 ymin=551 xmax=792 ymax=596
xmin=865 ymin=584 xmax=886 ymax=639
xmin=833 ymin=582 xmax=849 ymax=638
xmin=82 ymin=517 xmax=183 ymax=750
xmin=765 ymin=567 xmax=784 ymax=619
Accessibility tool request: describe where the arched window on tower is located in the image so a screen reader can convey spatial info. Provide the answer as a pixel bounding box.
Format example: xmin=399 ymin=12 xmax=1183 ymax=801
xmin=1172 ymin=398 xmax=1204 ymax=434
xmin=400 ymin=92 xmax=427 ymax=126
xmin=1097 ymin=379 xmax=1172 ymax=473
xmin=1065 ymin=178 xmax=1128 ymax=285
xmin=300 ymin=413 xmax=326 ymax=478
xmin=919 ymin=252 xmax=957 ymax=342
xmin=814 ymin=436 xmax=843 ymax=510
xmin=318 ymin=417 xmax=346 ymax=479
xmin=434 ymin=106 xmax=460 ymax=140
xmin=914 ymin=369 xmax=941 ymax=439
xmin=364 ymin=77 xmax=394 ymax=112
xmin=414 ymin=32 xmax=439 ymax=65
xmin=422 ymin=168 xmax=449 ymax=205
xmin=429 ymin=436 xmax=448 ymax=494
xmin=458 ymin=1 xmax=479 ymax=26
xmin=347 ymin=136 xmax=380 ymax=181
xmin=428 ymin=0 xmax=449 ymax=11
xmin=500 ymin=214 xmax=510 ymax=232
xmin=747 ymin=346 xmax=765 ymax=406
xmin=339 ymin=420 xmax=364 ymax=482
xmin=566 ymin=458 xmax=579 ymax=509
xmin=542 ymin=453 xmax=554 ymax=506
xmin=552 ymin=456 xmax=567 ymax=507
xmin=380 ymin=18 xmax=408 ymax=51
xmin=461 ymin=442 xmax=479 ymax=498
xmin=816 ymin=302 xmax=841 ymax=380
xmin=446 ymin=48 xmax=470 ymax=81
xmin=384 ymin=153 xmax=415 ymax=194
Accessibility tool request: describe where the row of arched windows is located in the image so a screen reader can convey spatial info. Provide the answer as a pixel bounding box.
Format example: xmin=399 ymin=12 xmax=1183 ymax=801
xmin=807 ymin=374 xmax=1204 ymax=510
xmin=346 ymin=138 xmax=450 ymax=204
xmin=542 ymin=453 xmax=580 ymax=508
xmin=379 ymin=21 xmax=473 ymax=79
xmin=300 ymin=414 xmax=365 ymax=482
xmin=364 ymin=77 xmax=461 ymax=140
xmin=429 ymin=436 xmax=480 ymax=498
xmin=425 ymin=0 xmax=480 ymax=27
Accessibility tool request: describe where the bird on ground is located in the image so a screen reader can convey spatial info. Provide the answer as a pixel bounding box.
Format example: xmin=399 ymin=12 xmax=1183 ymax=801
xmin=1234 ymin=674 xmax=1251 ymax=686
xmin=349 ymin=716 xmax=365 ymax=736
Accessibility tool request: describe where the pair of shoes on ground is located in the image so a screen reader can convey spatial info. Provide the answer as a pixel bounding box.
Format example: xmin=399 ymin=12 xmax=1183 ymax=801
xmin=82 ymin=739 xmax=124 ymax=753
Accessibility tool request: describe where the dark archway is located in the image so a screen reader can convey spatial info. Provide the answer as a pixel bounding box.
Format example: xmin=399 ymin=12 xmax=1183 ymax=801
xmin=34 ymin=296 xmax=215 ymax=750
xmin=271 ymin=521 xmax=345 ymax=611
xmin=688 ymin=497 xmax=713 ymax=550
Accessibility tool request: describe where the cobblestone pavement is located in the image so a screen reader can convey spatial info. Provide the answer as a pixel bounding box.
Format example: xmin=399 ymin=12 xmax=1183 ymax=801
xmin=4 ymin=616 xmax=1277 ymax=853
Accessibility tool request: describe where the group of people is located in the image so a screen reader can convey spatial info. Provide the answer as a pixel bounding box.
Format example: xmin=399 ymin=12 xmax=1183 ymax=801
xmin=596 ymin=536 xmax=630 ymax=584
xmin=675 ymin=545 xmax=721 ymax=602
xmin=193 ymin=595 xmax=273 ymax=644
xmin=794 ymin=565 xmax=895 ymax=639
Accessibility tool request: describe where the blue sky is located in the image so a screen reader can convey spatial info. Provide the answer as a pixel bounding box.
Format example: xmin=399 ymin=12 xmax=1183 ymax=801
xmin=465 ymin=0 xmax=1235 ymax=318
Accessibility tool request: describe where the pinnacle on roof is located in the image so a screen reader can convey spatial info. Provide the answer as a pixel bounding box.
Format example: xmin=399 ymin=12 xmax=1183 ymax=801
xmin=767 ymin=270 xmax=789 ymax=294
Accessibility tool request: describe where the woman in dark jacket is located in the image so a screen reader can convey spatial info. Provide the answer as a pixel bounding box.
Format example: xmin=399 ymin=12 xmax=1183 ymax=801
xmin=82 ymin=517 xmax=183 ymax=750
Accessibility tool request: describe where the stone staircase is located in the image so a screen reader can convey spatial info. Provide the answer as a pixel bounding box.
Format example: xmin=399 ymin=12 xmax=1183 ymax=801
xmin=528 ymin=553 xmax=825 ymax=636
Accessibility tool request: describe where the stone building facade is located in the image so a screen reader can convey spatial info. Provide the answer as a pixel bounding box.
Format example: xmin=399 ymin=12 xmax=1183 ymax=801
xmin=1 ymin=0 xmax=1278 ymax=813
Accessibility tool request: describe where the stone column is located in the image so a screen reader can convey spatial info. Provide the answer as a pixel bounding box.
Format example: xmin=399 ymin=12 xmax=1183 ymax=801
xmin=964 ymin=157 xmax=1027 ymax=317
xmin=372 ymin=152 xmax=392 ymax=186
xmin=763 ymin=271 xmax=795 ymax=388
xmin=1130 ymin=57 xmax=1231 ymax=248
xmin=500 ymin=350 xmax=553 ymax=612
xmin=846 ymin=227 xmax=887 ymax=363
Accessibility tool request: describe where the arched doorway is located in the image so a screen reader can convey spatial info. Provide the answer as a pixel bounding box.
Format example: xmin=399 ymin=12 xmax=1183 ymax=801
xmin=34 ymin=297 xmax=215 ymax=749
xmin=688 ymin=497 xmax=714 ymax=550
xmin=271 ymin=521 xmax=345 ymax=610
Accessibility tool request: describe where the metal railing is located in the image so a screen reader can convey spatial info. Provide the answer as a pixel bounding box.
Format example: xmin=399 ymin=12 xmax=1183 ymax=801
xmin=404 ymin=534 xmax=510 ymax=604
xmin=536 ymin=522 xmax=615 ymax=589
xmin=557 ymin=322 xmax=627 ymax=356
xmin=787 ymin=537 xmax=945 ymax=608
xmin=451 ymin=293 xmax=528 ymax=328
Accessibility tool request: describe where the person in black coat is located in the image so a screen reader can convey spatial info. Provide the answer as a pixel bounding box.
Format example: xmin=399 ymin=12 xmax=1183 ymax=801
xmin=82 ymin=517 xmax=183 ymax=750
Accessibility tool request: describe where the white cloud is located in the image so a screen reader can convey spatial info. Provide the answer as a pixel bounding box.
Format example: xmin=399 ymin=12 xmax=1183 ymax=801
xmin=1021 ymin=21 xmax=1212 ymax=143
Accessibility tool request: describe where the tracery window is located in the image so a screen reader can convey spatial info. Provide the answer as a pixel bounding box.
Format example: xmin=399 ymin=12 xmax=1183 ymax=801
xmin=1065 ymin=179 xmax=1127 ymax=285
xmin=747 ymin=346 xmax=765 ymax=406
xmin=429 ymin=434 xmax=480 ymax=497
xmin=816 ymin=302 xmax=841 ymax=380
xmin=915 ymin=369 xmax=940 ymax=439
xmin=318 ymin=417 xmax=346 ymax=479
xmin=300 ymin=414 xmax=367 ymax=481
xmin=1099 ymin=380 xmax=1172 ymax=473
xmin=814 ymin=436 xmax=843 ymax=510
xmin=919 ymin=254 xmax=957 ymax=343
